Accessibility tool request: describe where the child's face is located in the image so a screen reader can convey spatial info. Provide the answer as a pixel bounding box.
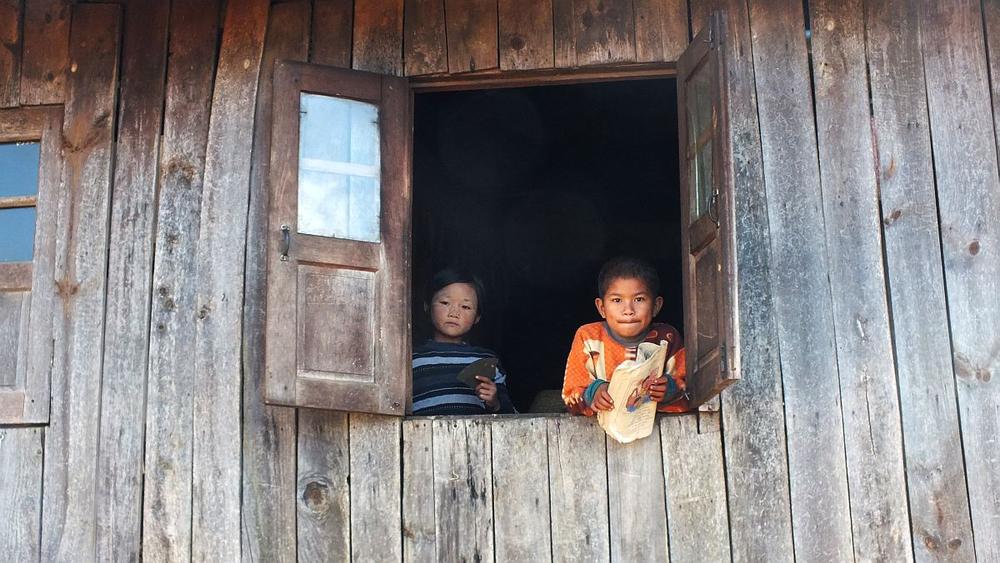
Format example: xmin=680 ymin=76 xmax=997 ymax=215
xmin=595 ymin=277 xmax=663 ymax=341
xmin=429 ymin=282 xmax=480 ymax=343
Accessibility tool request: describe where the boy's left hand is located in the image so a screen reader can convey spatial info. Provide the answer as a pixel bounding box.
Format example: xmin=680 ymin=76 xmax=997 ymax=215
xmin=647 ymin=376 xmax=669 ymax=402
xmin=475 ymin=376 xmax=500 ymax=411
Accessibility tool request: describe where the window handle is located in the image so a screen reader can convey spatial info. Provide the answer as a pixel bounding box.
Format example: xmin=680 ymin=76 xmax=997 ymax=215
xmin=708 ymin=191 xmax=720 ymax=227
xmin=280 ymin=224 xmax=291 ymax=261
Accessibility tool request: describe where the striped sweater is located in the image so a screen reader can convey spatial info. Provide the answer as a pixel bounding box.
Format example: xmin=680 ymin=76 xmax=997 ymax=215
xmin=411 ymin=341 xmax=517 ymax=415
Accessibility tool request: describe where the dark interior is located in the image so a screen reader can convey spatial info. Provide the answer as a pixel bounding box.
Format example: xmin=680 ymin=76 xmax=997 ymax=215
xmin=412 ymin=78 xmax=682 ymax=412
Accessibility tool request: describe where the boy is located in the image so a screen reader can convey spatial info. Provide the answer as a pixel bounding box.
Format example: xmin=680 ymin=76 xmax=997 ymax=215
xmin=562 ymin=257 xmax=688 ymax=415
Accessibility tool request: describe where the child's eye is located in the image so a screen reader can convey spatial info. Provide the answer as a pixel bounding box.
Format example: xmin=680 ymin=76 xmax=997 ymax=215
xmin=461 ymin=305 xmax=472 ymax=310
xmin=635 ymin=296 xmax=645 ymax=302
xmin=611 ymin=297 xmax=621 ymax=303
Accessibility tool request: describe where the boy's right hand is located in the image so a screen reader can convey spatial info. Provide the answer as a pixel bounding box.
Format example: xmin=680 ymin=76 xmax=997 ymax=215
xmin=592 ymin=383 xmax=615 ymax=411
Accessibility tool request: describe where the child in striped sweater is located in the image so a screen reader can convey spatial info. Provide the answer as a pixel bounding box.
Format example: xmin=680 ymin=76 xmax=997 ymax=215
xmin=411 ymin=268 xmax=516 ymax=415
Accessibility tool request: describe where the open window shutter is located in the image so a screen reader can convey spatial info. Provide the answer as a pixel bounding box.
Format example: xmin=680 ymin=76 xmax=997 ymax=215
xmin=677 ymin=13 xmax=741 ymax=408
xmin=0 ymin=106 xmax=63 ymax=424
xmin=264 ymin=61 xmax=411 ymax=415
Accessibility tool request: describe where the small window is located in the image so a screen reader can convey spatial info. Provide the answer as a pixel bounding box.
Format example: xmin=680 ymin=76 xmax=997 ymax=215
xmin=0 ymin=106 xmax=64 ymax=425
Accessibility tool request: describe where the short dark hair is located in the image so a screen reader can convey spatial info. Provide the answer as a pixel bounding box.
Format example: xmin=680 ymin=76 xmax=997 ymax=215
xmin=424 ymin=267 xmax=486 ymax=314
xmin=597 ymin=256 xmax=660 ymax=297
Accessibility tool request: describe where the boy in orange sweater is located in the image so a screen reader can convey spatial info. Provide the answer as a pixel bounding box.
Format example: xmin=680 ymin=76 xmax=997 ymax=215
xmin=562 ymin=257 xmax=688 ymax=415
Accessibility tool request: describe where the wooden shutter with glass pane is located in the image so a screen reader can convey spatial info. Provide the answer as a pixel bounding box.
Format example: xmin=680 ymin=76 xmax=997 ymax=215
xmin=264 ymin=61 xmax=411 ymax=415
xmin=677 ymin=14 xmax=741 ymax=408
xmin=0 ymin=106 xmax=63 ymax=424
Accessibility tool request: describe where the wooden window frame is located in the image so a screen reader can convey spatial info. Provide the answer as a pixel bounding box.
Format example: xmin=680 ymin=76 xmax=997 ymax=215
xmin=263 ymin=19 xmax=745 ymax=417
xmin=0 ymin=105 xmax=64 ymax=425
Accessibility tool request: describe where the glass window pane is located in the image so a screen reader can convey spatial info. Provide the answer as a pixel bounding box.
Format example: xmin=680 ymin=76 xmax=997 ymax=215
xmin=0 ymin=207 xmax=36 ymax=262
xmin=0 ymin=142 xmax=41 ymax=198
xmin=685 ymin=58 xmax=714 ymax=219
xmin=298 ymin=93 xmax=381 ymax=242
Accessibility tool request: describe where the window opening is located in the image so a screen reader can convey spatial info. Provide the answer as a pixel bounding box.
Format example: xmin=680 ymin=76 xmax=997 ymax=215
xmin=0 ymin=141 xmax=41 ymax=262
xmin=412 ymin=78 xmax=682 ymax=413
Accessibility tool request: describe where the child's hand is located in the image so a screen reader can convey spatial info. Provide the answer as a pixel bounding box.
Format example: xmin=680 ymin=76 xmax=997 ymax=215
xmin=648 ymin=376 xmax=669 ymax=402
xmin=475 ymin=376 xmax=500 ymax=411
xmin=592 ymin=383 xmax=614 ymax=411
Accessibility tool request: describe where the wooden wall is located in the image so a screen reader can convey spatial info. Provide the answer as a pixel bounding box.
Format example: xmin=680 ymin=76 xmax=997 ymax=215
xmin=0 ymin=0 xmax=997 ymax=561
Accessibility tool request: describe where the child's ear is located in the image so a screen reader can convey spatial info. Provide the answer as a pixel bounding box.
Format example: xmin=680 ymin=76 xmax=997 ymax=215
xmin=474 ymin=314 xmax=481 ymax=325
xmin=594 ymin=297 xmax=607 ymax=318
xmin=653 ymin=296 xmax=664 ymax=316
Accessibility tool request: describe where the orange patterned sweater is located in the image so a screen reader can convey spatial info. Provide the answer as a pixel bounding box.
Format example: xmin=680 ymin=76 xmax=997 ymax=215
xmin=562 ymin=321 xmax=688 ymax=415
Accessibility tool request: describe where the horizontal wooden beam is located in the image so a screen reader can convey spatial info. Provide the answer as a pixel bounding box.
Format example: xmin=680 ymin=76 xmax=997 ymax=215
xmin=410 ymin=62 xmax=676 ymax=92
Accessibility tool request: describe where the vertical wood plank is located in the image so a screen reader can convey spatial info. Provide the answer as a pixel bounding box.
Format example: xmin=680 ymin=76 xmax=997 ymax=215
xmin=693 ymin=1 xmax=795 ymax=561
xmin=141 ymin=0 xmax=220 ymax=559
xmin=920 ymin=1 xmax=1000 ymax=559
xmin=298 ymin=410 xmax=351 ymax=563
xmin=445 ymin=0 xmax=499 ymax=73
xmin=660 ymin=415 xmax=730 ymax=562
xmin=94 ymin=0 xmax=169 ymax=559
xmin=808 ymin=1 xmax=913 ymax=560
xmin=242 ymin=2 xmax=310 ymax=561
xmin=572 ymin=0 xmax=636 ymax=66
xmin=41 ymin=4 xmax=121 ymax=560
xmin=0 ymin=427 xmax=43 ymax=562
xmin=747 ymin=0 xmax=854 ymax=559
xmin=866 ymin=1 xmax=976 ymax=559
xmin=548 ymin=417 xmax=610 ymax=562
xmin=633 ymin=0 xmax=688 ymax=62
xmin=19 ymin=0 xmax=69 ymax=105
xmin=0 ymin=0 xmax=21 ymax=107
xmin=0 ymin=293 xmax=28 ymax=388
xmin=433 ymin=418 xmax=494 ymax=562
xmin=350 ymin=414 xmax=403 ymax=561
xmin=353 ymin=0 xmax=403 ymax=74
xmin=190 ymin=0 xmax=270 ymax=560
xmin=552 ymin=0 xmax=576 ymax=67
xmin=402 ymin=419 xmax=436 ymax=563
xmin=404 ymin=0 xmax=448 ymax=76
xmin=607 ymin=426 xmax=669 ymax=562
xmin=498 ymin=0 xmax=554 ymax=71
xmin=491 ymin=418 xmax=552 ymax=562
xmin=312 ymin=0 xmax=353 ymax=67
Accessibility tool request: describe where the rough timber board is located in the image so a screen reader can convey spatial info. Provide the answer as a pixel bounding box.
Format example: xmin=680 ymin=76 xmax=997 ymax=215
xmin=491 ymin=418 xmax=553 ymax=562
xmin=190 ymin=0 xmax=269 ymax=560
xmin=864 ymin=1 xmax=976 ymax=559
xmin=0 ymin=0 xmax=21 ymax=108
xmin=95 ymin=0 xmax=168 ymax=559
xmin=808 ymin=0 xmax=912 ymax=560
xmin=353 ymin=0 xmax=403 ymax=74
xmin=402 ymin=419 xmax=436 ymax=563
xmin=312 ymin=0 xmax=353 ymax=67
xmin=18 ymin=0 xmax=70 ymax=105
xmin=298 ymin=410 xmax=351 ymax=562
xmin=141 ymin=0 xmax=220 ymax=559
xmin=350 ymin=414 xmax=403 ymax=561
xmin=0 ymin=427 xmax=43 ymax=563
xmin=607 ymin=427 xmax=669 ymax=561
xmin=40 ymin=4 xmax=120 ymax=560
xmin=242 ymin=2 xmax=310 ymax=561
xmin=746 ymin=0 xmax=853 ymax=559
xmin=404 ymin=0 xmax=447 ymax=76
xmin=660 ymin=415 xmax=731 ymax=562
xmin=920 ymin=0 xmax=1000 ymax=559
xmin=691 ymin=2 xmax=794 ymax=561
xmin=548 ymin=417 xmax=610 ymax=563
xmin=633 ymin=0 xmax=688 ymax=63
xmin=433 ymin=418 xmax=494 ymax=562
xmin=445 ymin=0 xmax=498 ymax=73
xmin=498 ymin=0 xmax=554 ymax=71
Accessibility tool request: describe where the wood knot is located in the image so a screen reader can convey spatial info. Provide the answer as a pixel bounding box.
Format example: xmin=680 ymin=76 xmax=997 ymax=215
xmin=55 ymin=278 xmax=79 ymax=298
xmin=581 ymin=9 xmax=594 ymax=28
xmin=301 ymin=479 xmax=331 ymax=514
xmin=883 ymin=208 xmax=902 ymax=226
xmin=923 ymin=535 xmax=939 ymax=550
xmin=947 ymin=538 xmax=962 ymax=550
xmin=968 ymin=240 xmax=980 ymax=255
xmin=510 ymin=36 xmax=526 ymax=51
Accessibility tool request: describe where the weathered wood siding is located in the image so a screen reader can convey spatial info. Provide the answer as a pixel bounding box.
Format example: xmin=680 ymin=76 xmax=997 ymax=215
xmin=1 ymin=0 xmax=997 ymax=561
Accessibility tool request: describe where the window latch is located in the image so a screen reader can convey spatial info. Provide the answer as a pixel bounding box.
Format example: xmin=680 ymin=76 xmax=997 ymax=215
xmin=280 ymin=224 xmax=291 ymax=261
